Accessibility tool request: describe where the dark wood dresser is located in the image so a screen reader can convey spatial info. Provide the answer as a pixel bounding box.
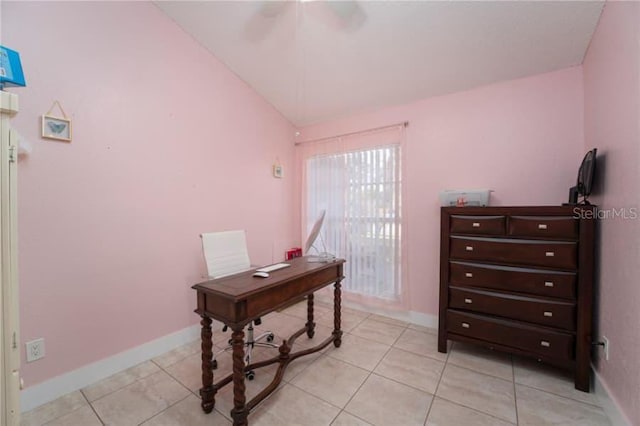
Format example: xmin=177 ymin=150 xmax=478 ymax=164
xmin=438 ymin=206 xmax=596 ymax=391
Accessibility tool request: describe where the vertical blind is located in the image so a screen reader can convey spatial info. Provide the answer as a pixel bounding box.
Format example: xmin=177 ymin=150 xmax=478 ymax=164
xmin=305 ymin=141 xmax=403 ymax=302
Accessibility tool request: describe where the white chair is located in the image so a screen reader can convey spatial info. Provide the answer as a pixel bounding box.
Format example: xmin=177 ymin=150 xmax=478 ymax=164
xmin=200 ymin=230 xmax=278 ymax=380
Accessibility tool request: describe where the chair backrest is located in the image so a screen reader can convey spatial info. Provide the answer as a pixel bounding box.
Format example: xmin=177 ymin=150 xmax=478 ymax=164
xmin=201 ymin=230 xmax=251 ymax=278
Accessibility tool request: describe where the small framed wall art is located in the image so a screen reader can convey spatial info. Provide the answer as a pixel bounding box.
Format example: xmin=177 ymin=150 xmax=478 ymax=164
xmin=272 ymin=157 xmax=283 ymax=178
xmin=41 ymin=100 xmax=72 ymax=142
xmin=273 ymin=164 xmax=283 ymax=178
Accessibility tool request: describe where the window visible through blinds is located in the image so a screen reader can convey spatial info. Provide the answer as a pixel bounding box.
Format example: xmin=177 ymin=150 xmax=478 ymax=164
xmin=306 ymin=144 xmax=402 ymax=301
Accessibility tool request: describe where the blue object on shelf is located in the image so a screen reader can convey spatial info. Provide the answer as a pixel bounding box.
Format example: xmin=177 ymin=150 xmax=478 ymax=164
xmin=0 ymin=45 xmax=26 ymax=88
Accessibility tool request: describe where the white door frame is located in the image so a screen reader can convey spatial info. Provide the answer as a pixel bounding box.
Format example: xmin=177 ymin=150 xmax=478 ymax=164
xmin=1 ymin=90 xmax=21 ymax=426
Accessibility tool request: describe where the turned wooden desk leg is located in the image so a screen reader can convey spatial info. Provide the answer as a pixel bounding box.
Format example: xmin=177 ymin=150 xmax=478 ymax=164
xmin=230 ymin=327 xmax=249 ymax=426
xmin=199 ymin=316 xmax=216 ymax=413
xmin=306 ymin=294 xmax=316 ymax=338
xmin=332 ymin=279 xmax=343 ymax=347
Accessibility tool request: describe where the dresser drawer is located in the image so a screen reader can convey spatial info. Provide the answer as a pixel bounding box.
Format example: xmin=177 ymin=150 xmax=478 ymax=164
xmin=451 ymin=215 xmax=505 ymax=235
xmin=450 ymin=237 xmax=578 ymax=269
xmin=449 ymin=287 xmax=576 ymax=330
xmin=509 ymin=216 xmax=578 ymax=239
xmin=447 ymin=310 xmax=574 ymax=360
xmin=450 ymin=261 xmax=576 ymax=299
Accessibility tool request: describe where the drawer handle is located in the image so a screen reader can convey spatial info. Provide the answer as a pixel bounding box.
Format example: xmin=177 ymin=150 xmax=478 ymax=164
xmin=544 ymin=281 xmax=554 ymax=287
xmin=464 ymin=298 xmax=473 ymax=304
xmin=538 ymin=224 xmax=548 ymax=230
xmin=540 ymin=341 xmax=551 ymax=347
xmin=472 ymin=222 xmax=481 ymax=228
xmin=545 ymin=251 xmax=555 ymax=257
xmin=466 ymin=246 xmax=474 ymax=252
xmin=543 ymin=311 xmax=553 ymax=317
xmin=461 ymin=322 xmax=470 ymax=328
xmin=465 ymin=272 xmax=473 ymax=278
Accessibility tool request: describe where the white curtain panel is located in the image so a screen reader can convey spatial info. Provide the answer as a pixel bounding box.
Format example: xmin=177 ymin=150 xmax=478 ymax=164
xmin=298 ymin=125 xmax=405 ymax=306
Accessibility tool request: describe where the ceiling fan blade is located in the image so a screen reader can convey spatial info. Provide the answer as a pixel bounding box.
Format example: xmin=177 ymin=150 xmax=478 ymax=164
xmin=307 ymin=1 xmax=366 ymax=33
xmin=325 ymin=0 xmax=367 ymax=31
xmin=258 ymin=1 xmax=289 ymax=18
xmin=244 ymin=1 xmax=290 ymax=42
xmin=327 ymin=1 xmax=362 ymax=20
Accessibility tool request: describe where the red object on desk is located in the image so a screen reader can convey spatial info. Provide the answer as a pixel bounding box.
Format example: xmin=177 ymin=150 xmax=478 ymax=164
xmin=285 ymin=247 xmax=302 ymax=260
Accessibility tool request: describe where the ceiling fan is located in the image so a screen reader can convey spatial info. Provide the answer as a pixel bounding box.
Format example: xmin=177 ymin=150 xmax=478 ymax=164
xmin=244 ymin=1 xmax=366 ymax=42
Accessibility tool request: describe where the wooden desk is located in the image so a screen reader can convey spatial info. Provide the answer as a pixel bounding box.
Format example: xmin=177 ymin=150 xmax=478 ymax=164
xmin=192 ymin=257 xmax=345 ymax=426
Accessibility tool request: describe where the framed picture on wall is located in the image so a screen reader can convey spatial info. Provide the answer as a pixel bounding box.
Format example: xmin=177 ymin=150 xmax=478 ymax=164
xmin=41 ymin=115 xmax=72 ymax=142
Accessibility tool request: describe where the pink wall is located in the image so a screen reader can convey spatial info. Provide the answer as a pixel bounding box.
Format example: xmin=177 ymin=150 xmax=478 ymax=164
xmin=297 ymin=67 xmax=585 ymax=317
xmin=3 ymin=2 xmax=296 ymax=387
xmin=583 ymin=2 xmax=640 ymax=424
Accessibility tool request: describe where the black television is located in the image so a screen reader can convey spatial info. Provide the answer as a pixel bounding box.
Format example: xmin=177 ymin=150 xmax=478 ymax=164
xmin=568 ymin=148 xmax=597 ymax=205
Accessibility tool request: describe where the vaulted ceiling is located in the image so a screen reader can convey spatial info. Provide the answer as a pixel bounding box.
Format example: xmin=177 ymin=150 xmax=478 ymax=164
xmin=157 ymin=1 xmax=604 ymax=126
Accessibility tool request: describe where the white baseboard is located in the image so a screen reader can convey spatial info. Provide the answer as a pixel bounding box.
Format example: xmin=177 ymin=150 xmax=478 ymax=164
xmin=20 ymin=298 xmax=438 ymax=414
xmin=593 ymin=367 xmax=632 ymax=426
xmin=20 ymin=322 xmax=213 ymax=413
xmin=314 ymin=294 xmax=438 ymax=329
xmin=406 ymin=310 xmax=439 ymax=329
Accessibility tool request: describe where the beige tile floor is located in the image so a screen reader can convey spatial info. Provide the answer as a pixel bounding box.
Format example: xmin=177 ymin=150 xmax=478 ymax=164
xmin=22 ymin=301 xmax=611 ymax=426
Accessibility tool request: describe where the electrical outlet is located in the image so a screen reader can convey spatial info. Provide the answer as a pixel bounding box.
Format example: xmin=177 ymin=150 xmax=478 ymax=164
xmin=25 ymin=338 xmax=45 ymax=363
xmin=602 ymin=336 xmax=609 ymax=361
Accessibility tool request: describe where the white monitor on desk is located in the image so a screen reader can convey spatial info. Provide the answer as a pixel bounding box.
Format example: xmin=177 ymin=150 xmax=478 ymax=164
xmin=304 ymin=210 xmax=335 ymax=262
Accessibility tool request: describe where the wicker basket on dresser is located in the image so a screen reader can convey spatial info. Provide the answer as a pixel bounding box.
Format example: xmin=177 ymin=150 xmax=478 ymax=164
xmin=438 ymin=206 xmax=596 ymax=391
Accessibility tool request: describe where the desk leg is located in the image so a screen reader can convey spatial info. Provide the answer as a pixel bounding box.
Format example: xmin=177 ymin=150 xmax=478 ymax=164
xmin=332 ymin=279 xmax=343 ymax=348
xmin=230 ymin=328 xmax=249 ymax=426
xmin=306 ymin=294 xmax=316 ymax=338
xmin=199 ymin=316 xmax=216 ymax=413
